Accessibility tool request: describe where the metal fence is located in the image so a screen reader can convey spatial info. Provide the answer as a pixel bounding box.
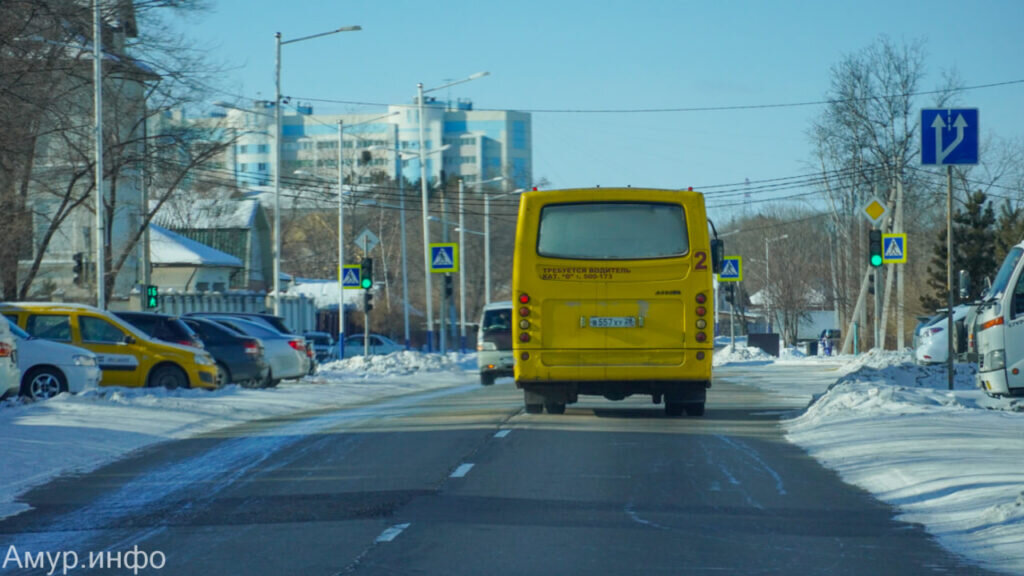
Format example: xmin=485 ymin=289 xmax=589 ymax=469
xmin=126 ymin=290 xmax=318 ymax=334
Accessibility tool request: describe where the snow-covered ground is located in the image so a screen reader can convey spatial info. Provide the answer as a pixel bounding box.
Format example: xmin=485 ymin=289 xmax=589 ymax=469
xmin=0 ymin=351 xmax=476 ymax=521
xmin=716 ymin=344 xmax=1024 ymax=574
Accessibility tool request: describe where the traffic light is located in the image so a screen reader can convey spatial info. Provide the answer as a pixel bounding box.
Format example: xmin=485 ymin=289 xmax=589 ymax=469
xmin=72 ymin=252 xmax=84 ymax=285
xmin=444 ymin=274 xmax=453 ymax=297
xmin=145 ymin=285 xmax=159 ymax=309
xmin=360 ymin=258 xmax=373 ymax=289
xmin=868 ymin=274 xmax=876 ymax=295
xmin=363 ymin=290 xmax=374 ymax=312
xmin=724 ymin=284 xmax=735 ymax=305
xmin=869 ymin=229 xmax=883 ymax=267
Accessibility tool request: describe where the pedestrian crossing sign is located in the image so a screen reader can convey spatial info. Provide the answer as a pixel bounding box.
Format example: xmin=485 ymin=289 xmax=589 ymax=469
xmin=718 ymin=256 xmax=742 ymax=282
xmin=882 ymin=233 xmax=907 ymax=264
xmin=341 ymin=265 xmax=362 ymax=289
xmin=430 ymin=243 xmax=459 ymax=273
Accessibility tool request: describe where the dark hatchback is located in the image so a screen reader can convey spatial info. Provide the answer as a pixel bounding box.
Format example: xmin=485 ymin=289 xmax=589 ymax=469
xmin=181 ymin=317 xmax=270 ymax=388
xmin=113 ymin=311 xmax=204 ymax=349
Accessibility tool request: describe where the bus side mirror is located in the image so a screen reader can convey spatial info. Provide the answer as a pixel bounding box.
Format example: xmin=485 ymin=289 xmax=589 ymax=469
xmin=710 ymin=239 xmax=724 ymax=274
xmin=958 ymin=269 xmax=971 ymax=301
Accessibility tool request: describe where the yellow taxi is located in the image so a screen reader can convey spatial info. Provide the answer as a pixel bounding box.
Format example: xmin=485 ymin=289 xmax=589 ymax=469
xmin=0 ymin=303 xmax=218 ymax=390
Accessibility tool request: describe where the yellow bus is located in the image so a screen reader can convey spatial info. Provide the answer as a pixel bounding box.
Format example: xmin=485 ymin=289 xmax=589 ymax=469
xmin=512 ymin=187 xmax=722 ymax=416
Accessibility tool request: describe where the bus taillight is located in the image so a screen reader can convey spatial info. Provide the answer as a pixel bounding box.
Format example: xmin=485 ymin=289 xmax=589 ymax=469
xmin=519 ymin=294 xmax=530 ymax=304
xmin=695 ymin=306 xmax=707 ymax=317
xmin=695 ymin=332 xmax=707 ymax=343
xmin=696 ymin=293 xmax=707 ymax=304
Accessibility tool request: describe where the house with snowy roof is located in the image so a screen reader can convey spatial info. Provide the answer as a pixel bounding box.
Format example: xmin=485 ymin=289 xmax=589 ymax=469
xmin=149 ymin=225 xmax=243 ymax=292
xmin=151 ymin=198 xmax=272 ymax=291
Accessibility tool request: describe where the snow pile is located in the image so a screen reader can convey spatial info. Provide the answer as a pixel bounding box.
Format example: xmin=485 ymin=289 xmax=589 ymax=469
xmin=782 ymin=358 xmax=1024 ymax=573
xmin=712 ymin=343 xmax=774 ymax=366
xmin=316 ymin=351 xmax=475 ymax=378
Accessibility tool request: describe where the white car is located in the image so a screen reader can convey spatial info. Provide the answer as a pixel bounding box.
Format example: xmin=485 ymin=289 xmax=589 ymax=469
xmin=0 ymin=317 xmax=20 ymax=398
xmin=477 ymin=301 xmax=514 ymax=386
xmin=915 ymin=306 xmax=969 ymax=365
xmin=204 ymin=316 xmax=308 ymax=385
xmin=343 ymin=334 xmax=403 ymax=358
xmin=6 ymin=318 xmax=101 ymax=400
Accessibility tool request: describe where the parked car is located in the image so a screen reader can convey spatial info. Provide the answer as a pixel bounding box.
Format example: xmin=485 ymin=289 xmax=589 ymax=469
xmin=200 ymin=316 xmax=309 ymax=385
xmin=6 ymin=317 xmax=100 ymax=400
xmin=915 ymin=306 xmax=970 ymax=365
xmin=181 ymin=317 xmax=270 ymax=388
xmin=187 ymin=312 xmax=316 ymax=374
xmin=187 ymin=312 xmax=293 ymax=334
xmin=304 ymin=331 xmax=336 ymax=363
xmin=343 ymin=333 xmax=403 ymax=358
xmin=1 ymin=303 xmax=217 ymax=390
xmin=0 ymin=315 xmax=20 ymax=398
xmin=114 ymin=311 xmax=204 ymax=349
xmin=477 ymin=301 xmax=514 ymax=385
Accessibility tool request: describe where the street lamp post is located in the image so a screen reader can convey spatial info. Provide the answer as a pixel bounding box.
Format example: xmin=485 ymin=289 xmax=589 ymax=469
xmin=273 ymin=26 xmax=361 ymax=315
xmin=764 ymin=234 xmax=789 ymax=339
xmin=483 ymin=185 xmax=525 ymax=304
xmin=416 ymin=72 xmax=489 ymax=351
xmin=368 ymin=142 xmax=449 ymax=350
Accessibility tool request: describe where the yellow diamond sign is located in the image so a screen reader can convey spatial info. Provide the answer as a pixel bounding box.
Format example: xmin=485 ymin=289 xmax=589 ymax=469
xmin=862 ymin=197 xmax=887 ymax=225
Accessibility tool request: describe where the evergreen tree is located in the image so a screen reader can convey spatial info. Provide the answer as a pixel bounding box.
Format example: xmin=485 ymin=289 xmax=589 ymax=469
xmin=995 ymin=201 xmax=1024 ymax=264
xmin=921 ymin=190 xmax=996 ymax=310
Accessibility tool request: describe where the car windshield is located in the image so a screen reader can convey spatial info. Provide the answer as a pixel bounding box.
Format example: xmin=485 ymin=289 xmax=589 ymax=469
xmin=482 ymin=309 xmax=513 ymax=333
xmin=987 ymin=246 xmax=1022 ymax=301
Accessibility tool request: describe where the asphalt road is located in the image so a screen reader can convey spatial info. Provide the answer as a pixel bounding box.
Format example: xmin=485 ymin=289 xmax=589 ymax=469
xmin=1 ymin=370 xmax=999 ymax=575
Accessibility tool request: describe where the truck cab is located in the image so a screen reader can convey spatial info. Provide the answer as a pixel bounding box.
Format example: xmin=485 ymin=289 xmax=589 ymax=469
xmin=974 ymin=243 xmax=1024 ymax=397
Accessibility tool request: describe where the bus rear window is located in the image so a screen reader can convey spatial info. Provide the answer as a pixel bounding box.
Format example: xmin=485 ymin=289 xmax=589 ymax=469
xmin=537 ymin=202 xmax=688 ymax=260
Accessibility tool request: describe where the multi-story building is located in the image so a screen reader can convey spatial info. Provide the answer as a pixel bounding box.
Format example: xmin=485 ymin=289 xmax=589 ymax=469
xmin=192 ymin=97 xmax=532 ymax=194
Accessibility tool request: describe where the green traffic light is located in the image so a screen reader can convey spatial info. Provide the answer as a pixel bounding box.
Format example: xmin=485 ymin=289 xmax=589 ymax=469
xmin=360 ymin=278 xmax=372 ymax=289
xmin=871 ymin=254 xmax=883 ymax=267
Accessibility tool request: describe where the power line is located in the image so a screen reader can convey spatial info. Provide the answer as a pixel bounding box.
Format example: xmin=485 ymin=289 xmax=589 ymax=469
xmin=289 ymin=78 xmax=1024 ymax=114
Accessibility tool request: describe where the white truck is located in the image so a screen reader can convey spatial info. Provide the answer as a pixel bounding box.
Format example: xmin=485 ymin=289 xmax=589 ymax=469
xmin=974 ymin=241 xmax=1024 ymax=397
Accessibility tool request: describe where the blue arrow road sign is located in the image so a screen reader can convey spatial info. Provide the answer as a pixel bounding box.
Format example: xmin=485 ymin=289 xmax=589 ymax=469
xmin=718 ymin=256 xmax=742 ymax=282
xmin=921 ymin=108 xmax=978 ymax=165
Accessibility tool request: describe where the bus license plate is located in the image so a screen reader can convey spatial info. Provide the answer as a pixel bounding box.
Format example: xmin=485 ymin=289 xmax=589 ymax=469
xmin=589 ymin=316 xmax=636 ymax=328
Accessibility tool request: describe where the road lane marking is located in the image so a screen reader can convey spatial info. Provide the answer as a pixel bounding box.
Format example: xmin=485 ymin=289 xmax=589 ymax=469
xmin=375 ymin=523 xmax=411 ymax=543
xmin=494 ymin=430 xmax=511 ymax=438
xmin=450 ymin=463 xmax=475 ymax=478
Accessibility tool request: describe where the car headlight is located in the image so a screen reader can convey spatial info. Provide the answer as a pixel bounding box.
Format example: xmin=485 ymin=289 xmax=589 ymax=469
xmin=987 ymin=349 xmax=1006 ymax=371
xmin=194 ymin=353 xmax=215 ymax=366
xmin=73 ymin=354 xmax=97 ymax=367
xmin=478 ymin=341 xmax=497 ymax=351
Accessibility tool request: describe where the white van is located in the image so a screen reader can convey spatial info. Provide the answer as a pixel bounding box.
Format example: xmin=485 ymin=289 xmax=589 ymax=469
xmin=477 ymin=301 xmax=514 ymax=386
xmin=0 ymin=316 xmax=20 ymax=398
xmin=975 ymin=242 xmax=1024 ymax=397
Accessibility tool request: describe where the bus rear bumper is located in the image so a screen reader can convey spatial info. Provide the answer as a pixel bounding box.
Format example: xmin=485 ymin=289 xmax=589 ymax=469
xmin=516 ymin=379 xmax=710 ymax=405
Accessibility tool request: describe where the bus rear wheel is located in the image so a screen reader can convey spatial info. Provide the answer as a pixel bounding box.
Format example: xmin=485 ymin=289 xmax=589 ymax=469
xmin=665 ymin=403 xmax=685 ymax=417
xmin=524 ymin=403 xmax=543 ymax=414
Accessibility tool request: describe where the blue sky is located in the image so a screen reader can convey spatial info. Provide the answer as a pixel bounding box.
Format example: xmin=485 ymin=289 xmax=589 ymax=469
xmin=169 ymin=0 xmax=1024 ymax=221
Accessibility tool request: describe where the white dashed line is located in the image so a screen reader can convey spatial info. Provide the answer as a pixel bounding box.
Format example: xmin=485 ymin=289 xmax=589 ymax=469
xmin=450 ymin=463 xmax=475 ymax=478
xmin=494 ymin=430 xmax=511 ymax=438
xmin=375 ymin=523 xmax=411 ymax=543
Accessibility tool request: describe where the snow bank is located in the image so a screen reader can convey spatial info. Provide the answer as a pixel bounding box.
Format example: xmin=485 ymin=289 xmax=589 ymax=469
xmin=784 ymin=356 xmax=1024 ymax=573
xmin=712 ymin=343 xmax=774 ymax=366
